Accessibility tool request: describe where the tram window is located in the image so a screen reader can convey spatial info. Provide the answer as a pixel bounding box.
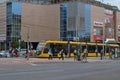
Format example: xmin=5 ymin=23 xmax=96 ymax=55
xmin=106 ymin=47 xmax=109 ymax=53
xmin=88 ymin=45 xmax=96 ymax=53
xmin=43 ymin=44 xmax=50 ymax=53
xmin=44 ymin=48 xmax=49 ymax=53
xmin=70 ymin=44 xmax=77 ymax=53
xmin=52 ymin=43 xmax=68 ymax=53
xmin=97 ymin=46 xmax=102 ymax=53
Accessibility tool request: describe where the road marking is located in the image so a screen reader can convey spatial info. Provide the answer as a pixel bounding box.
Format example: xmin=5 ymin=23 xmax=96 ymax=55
xmin=30 ymin=63 xmax=37 ymax=66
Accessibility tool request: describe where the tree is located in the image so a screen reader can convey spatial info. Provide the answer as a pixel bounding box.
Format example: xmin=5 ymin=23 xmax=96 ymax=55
xmin=20 ymin=41 xmax=26 ymax=49
xmin=11 ymin=40 xmax=26 ymax=49
xmin=11 ymin=40 xmax=19 ymax=48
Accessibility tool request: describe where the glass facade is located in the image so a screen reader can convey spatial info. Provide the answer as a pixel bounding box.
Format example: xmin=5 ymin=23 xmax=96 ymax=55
xmin=85 ymin=4 xmax=90 ymax=42
xmin=60 ymin=2 xmax=91 ymax=41
xmin=60 ymin=4 xmax=67 ymax=40
xmin=6 ymin=2 xmax=12 ymax=42
xmin=7 ymin=2 xmax=21 ymax=42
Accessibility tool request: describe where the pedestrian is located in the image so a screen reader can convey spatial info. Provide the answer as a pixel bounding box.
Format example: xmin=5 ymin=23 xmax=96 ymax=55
xmin=81 ymin=48 xmax=87 ymax=62
xmin=111 ymin=48 xmax=115 ymax=59
xmin=73 ymin=49 xmax=77 ymax=61
xmin=14 ymin=48 xmax=19 ymax=57
xmin=59 ymin=49 xmax=64 ymax=60
xmin=25 ymin=50 xmax=30 ymax=60
xmin=77 ymin=49 xmax=81 ymax=61
xmin=95 ymin=49 xmax=98 ymax=57
xmin=48 ymin=48 xmax=52 ymax=60
xmin=100 ymin=49 xmax=104 ymax=60
xmin=9 ymin=47 xmax=13 ymax=57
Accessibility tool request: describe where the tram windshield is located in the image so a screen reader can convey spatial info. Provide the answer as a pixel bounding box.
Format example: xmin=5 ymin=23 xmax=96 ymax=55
xmin=36 ymin=42 xmax=45 ymax=54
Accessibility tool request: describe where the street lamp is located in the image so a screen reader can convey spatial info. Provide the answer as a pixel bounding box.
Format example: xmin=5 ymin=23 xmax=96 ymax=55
xmin=85 ymin=36 xmax=88 ymax=53
xmin=27 ymin=26 xmax=30 ymax=60
xmin=18 ymin=39 xmax=21 ymax=51
xmin=95 ymin=40 xmax=98 ymax=57
xmin=24 ymin=25 xmax=30 ymax=60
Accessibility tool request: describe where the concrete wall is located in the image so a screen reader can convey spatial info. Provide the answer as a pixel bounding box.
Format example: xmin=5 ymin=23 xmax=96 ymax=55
xmin=21 ymin=3 xmax=60 ymax=42
xmin=0 ymin=3 xmax=6 ymax=42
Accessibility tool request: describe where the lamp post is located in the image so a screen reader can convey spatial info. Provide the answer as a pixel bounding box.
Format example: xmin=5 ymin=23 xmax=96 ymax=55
xmin=76 ymin=16 xmax=78 ymax=42
xmin=95 ymin=40 xmax=98 ymax=57
xmin=24 ymin=26 xmax=30 ymax=60
xmin=67 ymin=40 xmax=70 ymax=58
xmin=18 ymin=39 xmax=21 ymax=51
xmin=102 ymin=38 xmax=105 ymax=57
xmin=85 ymin=36 xmax=88 ymax=54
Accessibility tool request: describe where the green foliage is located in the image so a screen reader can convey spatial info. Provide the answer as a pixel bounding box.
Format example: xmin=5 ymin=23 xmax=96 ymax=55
xmin=11 ymin=40 xmax=26 ymax=48
xmin=11 ymin=40 xmax=18 ymax=48
xmin=21 ymin=41 xmax=26 ymax=48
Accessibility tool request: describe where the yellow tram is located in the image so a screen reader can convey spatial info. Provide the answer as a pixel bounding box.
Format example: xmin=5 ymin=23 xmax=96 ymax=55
xmin=35 ymin=40 xmax=119 ymax=58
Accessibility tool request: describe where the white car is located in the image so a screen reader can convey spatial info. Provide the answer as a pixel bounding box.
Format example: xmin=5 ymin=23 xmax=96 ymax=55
xmin=19 ymin=49 xmax=27 ymax=56
xmin=0 ymin=50 xmax=9 ymax=57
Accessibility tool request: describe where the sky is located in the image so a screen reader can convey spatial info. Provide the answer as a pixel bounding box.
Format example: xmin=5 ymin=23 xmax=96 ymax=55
xmin=96 ymin=0 xmax=120 ymax=9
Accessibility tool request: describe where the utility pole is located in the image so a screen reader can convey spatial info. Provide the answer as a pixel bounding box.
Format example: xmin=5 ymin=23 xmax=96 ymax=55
xmin=76 ymin=16 xmax=78 ymax=42
xmin=18 ymin=39 xmax=21 ymax=51
xmin=27 ymin=26 xmax=30 ymax=60
xmin=96 ymin=40 xmax=98 ymax=57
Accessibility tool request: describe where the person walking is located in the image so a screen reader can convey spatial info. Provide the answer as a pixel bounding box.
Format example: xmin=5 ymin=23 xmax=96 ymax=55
xmin=95 ymin=49 xmax=98 ymax=57
xmin=9 ymin=47 xmax=13 ymax=57
xmin=100 ymin=49 xmax=104 ymax=60
xmin=77 ymin=49 xmax=81 ymax=61
xmin=111 ymin=48 xmax=115 ymax=59
xmin=73 ymin=49 xmax=77 ymax=61
xmin=25 ymin=50 xmax=30 ymax=60
xmin=81 ymin=48 xmax=87 ymax=62
xmin=59 ymin=49 xmax=64 ymax=60
xmin=48 ymin=48 xmax=52 ymax=60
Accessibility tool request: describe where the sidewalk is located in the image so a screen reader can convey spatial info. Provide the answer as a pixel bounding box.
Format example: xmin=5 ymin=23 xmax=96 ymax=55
xmin=0 ymin=57 xmax=115 ymax=64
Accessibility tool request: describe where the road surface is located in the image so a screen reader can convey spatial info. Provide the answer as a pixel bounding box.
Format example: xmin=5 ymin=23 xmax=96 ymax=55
xmin=0 ymin=60 xmax=120 ymax=80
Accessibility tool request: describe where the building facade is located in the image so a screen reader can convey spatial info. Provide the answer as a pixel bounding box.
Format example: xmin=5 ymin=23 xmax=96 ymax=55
xmin=0 ymin=1 xmax=120 ymax=50
xmin=0 ymin=2 xmax=21 ymax=50
xmin=66 ymin=2 xmax=90 ymax=41
xmin=0 ymin=3 xmax=6 ymax=50
xmin=116 ymin=11 xmax=120 ymax=41
xmin=6 ymin=2 xmax=21 ymax=42
xmin=21 ymin=3 xmax=60 ymax=42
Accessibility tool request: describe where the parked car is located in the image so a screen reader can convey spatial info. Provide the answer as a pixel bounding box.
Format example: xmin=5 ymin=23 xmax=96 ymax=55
xmin=19 ymin=49 xmax=27 ymax=56
xmin=0 ymin=50 xmax=9 ymax=58
xmin=19 ymin=49 xmax=34 ymax=57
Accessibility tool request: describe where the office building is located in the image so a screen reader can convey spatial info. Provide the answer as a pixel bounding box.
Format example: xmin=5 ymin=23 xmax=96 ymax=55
xmin=0 ymin=1 xmax=120 ymax=49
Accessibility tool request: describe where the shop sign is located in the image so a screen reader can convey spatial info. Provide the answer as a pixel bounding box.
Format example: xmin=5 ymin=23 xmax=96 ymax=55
xmin=94 ymin=21 xmax=103 ymax=27
xmin=93 ymin=35 xmax=103 ymax=41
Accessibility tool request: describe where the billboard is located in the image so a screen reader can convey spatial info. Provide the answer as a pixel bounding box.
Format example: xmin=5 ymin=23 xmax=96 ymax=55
xmin=0 ymin=34 xmax=6 ymax=41
xmin=104 ymin=9 xmax=114 ymax=38
xmin=93 ymin=21 xmax=103 ymax=41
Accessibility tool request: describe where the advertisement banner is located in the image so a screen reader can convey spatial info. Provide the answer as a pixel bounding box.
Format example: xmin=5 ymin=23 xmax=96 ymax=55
xmin=93 ymin=35 xmax=103 ymax=41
